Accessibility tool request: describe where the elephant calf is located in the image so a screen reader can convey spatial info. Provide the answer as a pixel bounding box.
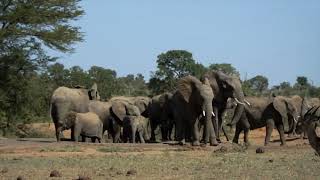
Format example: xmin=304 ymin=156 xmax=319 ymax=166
xmin=64 ymin=112 xmax=103 ymax=143
xmin=123 ymin=115 xmax=149 ymax=143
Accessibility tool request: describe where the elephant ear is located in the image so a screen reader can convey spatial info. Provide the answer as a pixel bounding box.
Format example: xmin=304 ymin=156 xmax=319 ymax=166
xmin=134 ymin=97 xmax=150 ymax=115
xmin=177 ymin=75 xmax=201 ymax=103
xmin=111 ymin=101 xmax=127 ymax=123
xmin=273 ymin=97 xmax=290 ymax=132
xmin=89 ymin=83 xmax=100 ymax=100
xmin=126 ymin=104 xmax=141 ymax=116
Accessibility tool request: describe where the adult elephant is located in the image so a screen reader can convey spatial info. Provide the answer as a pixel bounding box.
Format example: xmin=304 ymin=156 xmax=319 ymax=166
xmin=203 ymin=71 xmax=248 ymax=142
xmin=298 ymin=97 xmax=320 ymax=138
xmin=172 ymin=75 xmax=217 ymax=146
xmin=50 ymin=83 xmax=100 ymax=141
xmin=148 ymin=92 xmax=175 ymax=142
xmin=232 ymin=96 xmax=299 ymax=146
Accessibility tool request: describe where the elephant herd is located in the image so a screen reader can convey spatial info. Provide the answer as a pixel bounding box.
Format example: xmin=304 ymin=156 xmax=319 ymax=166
xmin=50 ymin=70 xmax=320 ymax=147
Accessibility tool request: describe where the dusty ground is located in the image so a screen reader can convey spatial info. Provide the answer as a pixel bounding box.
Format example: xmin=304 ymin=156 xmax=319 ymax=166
xmin=0 ymin=126 xmax=320 ymax=180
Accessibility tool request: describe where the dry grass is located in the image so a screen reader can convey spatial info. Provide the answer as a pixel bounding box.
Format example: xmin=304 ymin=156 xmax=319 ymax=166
xmin=1 ymin=138 xmax=320 ymax=180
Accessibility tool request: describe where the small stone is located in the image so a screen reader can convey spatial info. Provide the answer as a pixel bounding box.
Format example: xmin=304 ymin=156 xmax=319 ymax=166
xmin=17 ymin=176 xmax=26 ymax=180
xmin=126 ymin=169 xmax=137 ymax=176
xmin=268 ymin=159 xmax=274 ymax=163
xmin=76 ymin=175 xmax=91 ymax=180
xmin=1 ymin=167 xmax=8 ymax=174
xmin=50 ymin=170 xmax=62 ymax=177
xmin=172 ymin=167 xmax=179 ymax=171
xmin=256 ymin=147 xmax=265 ymax=154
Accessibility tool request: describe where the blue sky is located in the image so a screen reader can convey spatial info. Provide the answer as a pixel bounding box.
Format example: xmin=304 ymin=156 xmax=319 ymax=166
xmin=56 ymin=1 xmax=320 ymax=86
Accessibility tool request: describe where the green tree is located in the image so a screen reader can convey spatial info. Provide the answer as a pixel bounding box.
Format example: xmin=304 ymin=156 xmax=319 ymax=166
xmin=0 ymin=0 xmax=84 ymax=134
xmin=69 ymin=66 xmax=89 ymax=87
xmin=150 ymin=50 xmax=200 ymax=94
xmin=208 ymin=63 xmax=240 ymax=77
xmin=247 ymin=75 xmax=269 ymax=95
xmin=88 ymin=66 xmax=117 ymax=100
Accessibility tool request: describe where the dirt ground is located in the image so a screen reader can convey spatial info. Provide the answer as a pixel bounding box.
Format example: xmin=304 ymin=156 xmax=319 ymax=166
xmin=1 ymin=126 xmax=320 ymax=180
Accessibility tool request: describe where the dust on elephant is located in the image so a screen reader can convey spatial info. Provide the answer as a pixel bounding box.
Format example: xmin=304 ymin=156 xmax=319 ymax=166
xmin=64 ymin=111 xmax=103 ymax=143
xmin=232 ymin=96 xmax=299 ymax=146
xmin=108 ymin=98 xmax=144 ymax=142
xmin=50 ymin=83 xmax=100 ymax=141
xmin=148 ymin=92 xmax=175 ymax=142
xmin=123 ymin=115 xmax=149 ymax=143
xmin=296 ymin=106 xmax=320 ymax=154
xmin=297 ymin=97 xmax=320 ymax=138
xmin=88 ymin=100 xmax=119 ymax=142
xmin=172 ymin=75 xmax=217 ymax=146
xmin=203 ymin=71 xmax=247 ymax=143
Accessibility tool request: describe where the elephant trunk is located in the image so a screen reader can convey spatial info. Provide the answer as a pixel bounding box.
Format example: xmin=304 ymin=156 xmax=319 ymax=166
xmin=229 ymin=92 xmax=245 ymax=126
xmin=203 ymin=101 xmax=216 ymax=145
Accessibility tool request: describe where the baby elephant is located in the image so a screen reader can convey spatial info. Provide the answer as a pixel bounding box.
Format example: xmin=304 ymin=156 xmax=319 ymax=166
xmin=64 ymin=111 xmax=103 ymax=143
xmin=123 ymin=115 xmax=149 ymax=143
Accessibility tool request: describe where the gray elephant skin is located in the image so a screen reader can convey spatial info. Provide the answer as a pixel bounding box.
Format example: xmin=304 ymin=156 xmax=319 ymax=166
xmin=232 ymin=96 xmax=299 ymax=146
xmin=203 ymin=71 xmax=246 ymax=142
xmin=50 ymin=83 xmax=100 ymax=141
xmin=123 ymin=115 xmax=150 ymax=143
xmin=172 ymin=75 xmax=217 ymax=146
xmin=64 ymin=111 xmax=103 ymax=143
xmin=148 ymin=92 xmax=175 ymax=142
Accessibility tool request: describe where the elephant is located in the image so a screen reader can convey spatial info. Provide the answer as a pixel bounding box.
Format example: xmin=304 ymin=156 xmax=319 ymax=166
xmin=148 ymin=92 xmax=175 ymax=142
xmin=172 ymin=75 xmax=217 ymax=146
xmin=202 ymin=71 xmax=248 ymax=143
xmin=296 ymin=97 xmax=320 ymax=138
xmin=50 ymin=83 xmax=100 ymax=141
xmin=295 ymin=106 xmax=320 ymax=155
xmin=63 ymin=111 xmax=103 ymax=143
xmin=106 ymin=97 xmax=150 ymax=143
xmin=232 ymin=96 xmax=299 ymax=146
xmin=123 ymin=115 xmax=150 ymax=143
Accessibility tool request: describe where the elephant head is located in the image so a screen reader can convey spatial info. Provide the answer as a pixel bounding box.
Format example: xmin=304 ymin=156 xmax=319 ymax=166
xmin=273 ymin=96 xmax=299 ymax=133
xmin=88 ymin=83 xmax=100 ymax=100
xmin=203 ymin=71 xmax=246 ymax=125
xmin=110 ymin=100 xmax=140 ymax=126
xmin=133 ymin=97 xmax=151 ymax=117
xmin=177 ymin=75 xmax=217 ymax=145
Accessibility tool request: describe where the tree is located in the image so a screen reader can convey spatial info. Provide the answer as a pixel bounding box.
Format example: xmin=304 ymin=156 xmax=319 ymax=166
xmin=247 ymin=75 xmax=269 ymax=95
xmin=208 ymin=63 xmax=240 ymax=77
xmin=88 ymin=66 xmax=117 ymax=100
xmin=0 ymin=0 xmax=84 ymax=134
xmin=150 ymin=50 xmax=200 ymax=94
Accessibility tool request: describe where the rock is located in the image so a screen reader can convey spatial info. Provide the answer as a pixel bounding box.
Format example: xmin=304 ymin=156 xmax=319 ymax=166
xmin=1 ymin=167 xmax=8 ymax=174
xmin=268 ymin=159 xmax=274 ymax=163
xmin=256 ymin=147 xmax=265 ymax=154
xmin=49 ymin=170 xmax=62 ymax=177
xmin=17 ymin=176 xmax=26 ymax=180
xmin=74 ymin=175 xmax=91 ymax=180
xmin=126 ymin=169 xmax=137 ymax=176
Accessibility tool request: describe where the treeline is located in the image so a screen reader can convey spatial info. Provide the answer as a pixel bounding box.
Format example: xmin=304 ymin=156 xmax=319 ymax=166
xmin=1 ymin=1 xmax=319 ymax=135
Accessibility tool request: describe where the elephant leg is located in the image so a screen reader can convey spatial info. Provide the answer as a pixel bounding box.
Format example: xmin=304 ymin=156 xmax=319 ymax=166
xmin=168 ymin=120 xmax=174 ymax=141
xmin=97 ymin=138 xmax=101 ymax=143
xmin=131 ymin=126 xmax=136 ymax=143
xmin=113 ymin=122 xmax=121 ymax=143
xmin=192 ymin=119 xmax=200 ymax=146
xmin=265 ymin=119 xmax=274 ymax=146
xmin=71 ymin=127 xmax=75 ymax=141
xmin=150 ymin=120 xmax=158 ymax=142
xmin=222 ymin=126 xmax=229 ymax=141
xmin=276 ymin=124 xmax=286 ymax=146
xmin=176 ymin=117 xmax=185 ymax=145
xmin=55 ymin=126 xmax=63 ymax=142
xmin=81 ymin=135 xmax=86 ymax=142
xmin=232 ymin=123 xmax=241 ymax=144
xmin=138 ymin=130 xmax=145 ymax=143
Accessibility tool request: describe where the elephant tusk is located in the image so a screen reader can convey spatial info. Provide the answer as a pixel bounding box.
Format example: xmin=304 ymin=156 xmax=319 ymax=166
xmin=234 ymin=98 xmax=246 ymax=106
xmin=203 ymin=111 xmax=206 ymax=117
xmin=244 ymin=99 xmax=251 ymax=106
xmin=293 ymin=117 xmax=297 ymax=123
xmin=212 ymin=112 xmax=215 ymax=117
